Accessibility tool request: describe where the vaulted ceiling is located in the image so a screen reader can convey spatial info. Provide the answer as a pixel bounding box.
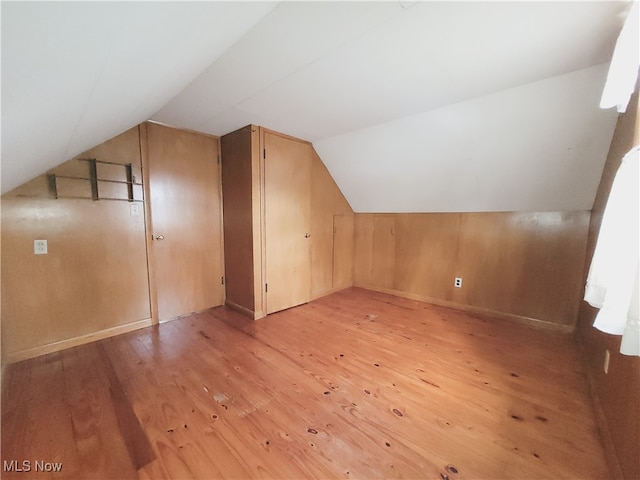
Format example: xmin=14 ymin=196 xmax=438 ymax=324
xmin=2 ymin=1 xmax=631 ymax=212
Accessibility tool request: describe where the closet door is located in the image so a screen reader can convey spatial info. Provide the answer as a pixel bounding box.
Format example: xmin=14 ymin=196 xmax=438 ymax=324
xmin=264 ymin=131 xmax=312 ymax=314
xmin=146 ymin=123 xmax=224 ymax=322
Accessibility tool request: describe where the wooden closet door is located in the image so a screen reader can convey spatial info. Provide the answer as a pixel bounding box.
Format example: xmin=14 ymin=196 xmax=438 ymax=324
xmin=264 ymin=132 xmax=312 ymax=314
xmin=146 ymin=123 xmax=224 ymax=322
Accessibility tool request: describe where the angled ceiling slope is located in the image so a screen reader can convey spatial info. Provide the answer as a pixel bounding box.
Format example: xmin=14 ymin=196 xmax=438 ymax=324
xmin=154 ymin=0 xmax=628 ymax=212
xmin=1 ymin=1 xmax=277 ymax=193
xmin=2 ymin=1 xmax=631 ymax=213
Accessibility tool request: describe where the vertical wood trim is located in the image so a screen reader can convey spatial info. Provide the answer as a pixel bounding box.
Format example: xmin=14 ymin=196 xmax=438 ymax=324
xmin=216 ymin=137 xmax=226 ymax=306
xmin=255 ymin=126 xmax=267 ymax=319
xmin=139 ymin=122 xmax=159 ymax=325
xmin=221 ymin=126 xmax=255 ymax=314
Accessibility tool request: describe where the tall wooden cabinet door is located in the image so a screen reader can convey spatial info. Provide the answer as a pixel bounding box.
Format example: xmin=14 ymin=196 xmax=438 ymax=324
xmin=146 ymin=123 xmax=224 ymax=322
xmin=264 ymin=132 xmax=312 ymax=314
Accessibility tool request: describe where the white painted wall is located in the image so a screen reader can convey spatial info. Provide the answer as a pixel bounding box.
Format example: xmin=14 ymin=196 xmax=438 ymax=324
xmin=315 ymin=65 xmax=619 ymax=213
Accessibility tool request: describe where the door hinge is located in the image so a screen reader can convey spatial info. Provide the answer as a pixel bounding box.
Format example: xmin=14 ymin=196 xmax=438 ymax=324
xmin=265 ymin=283 xmax=268 ymax=293
xmin=263 ymin=149 xmax=266 ymax=159
xmin=221 ymin=276 xmax=224 ymax=285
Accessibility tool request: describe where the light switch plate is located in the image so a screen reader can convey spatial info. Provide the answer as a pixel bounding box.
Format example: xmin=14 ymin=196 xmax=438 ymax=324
xmin=34 ymin=239 xmax=48 ymax=255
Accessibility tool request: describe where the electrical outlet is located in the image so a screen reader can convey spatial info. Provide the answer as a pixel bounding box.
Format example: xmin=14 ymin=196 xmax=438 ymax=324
xmin=454 ymin=277 xmax=463 ymax=288
xmin=130 ymin=203 xmax=141 ymax=216
xmin=604 ymin=349 xmax=610 ymax=374
xmin=34 ymin=239 xmax=48 ymax=255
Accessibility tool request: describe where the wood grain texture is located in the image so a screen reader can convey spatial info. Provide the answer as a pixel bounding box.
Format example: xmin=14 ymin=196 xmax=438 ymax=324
xmin=221 ymin=126 xmax=258 ymax=313
xmin=354 ymin=211 xmax=590 ymax=328
xmin=310 ymin=147 xmax=354 ymax=298
xmin=264 ymin=131 xmax=312 ymax=314
xmin=576 ymin=87 xmax=640 ymax=480
xmin=332 ymin=214 xmax=355 ymax=290
xmin=146 ymin=122 xmax=224 ymax=322
xmin=1 ymin=128 xmax=151 ymax=361
xmin=221 ymin=126 xmax=353 ymax=318
xmin=1 ymin=288 xmax=609 ymax=479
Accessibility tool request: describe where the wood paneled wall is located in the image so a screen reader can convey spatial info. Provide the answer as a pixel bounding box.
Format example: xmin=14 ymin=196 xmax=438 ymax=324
xmin=221 ymin=126 xmax=353 ymax=319
xmin=576 ymin=88 xmax=639 ymax=480
xmin=1 ymin=128 xmax=152 ymax=362
xmin=221 ymin=126 xmax=262 ymax=316
xmin=310 ymin=147 xmax=353 ymax=298
xmin=355 ymin=211 xmax=590 ymax=329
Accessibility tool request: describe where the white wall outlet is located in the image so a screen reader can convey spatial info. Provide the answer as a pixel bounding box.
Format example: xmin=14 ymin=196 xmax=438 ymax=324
xmin=454 ymin=277 xmax=463 ymax=288
xmin=130 ymin=203 xmax=141 ymax=217
xmin=34 ymin=239 xmax=48 ymax=255
xmin=604 ymin=349 xmax=610 ymax=374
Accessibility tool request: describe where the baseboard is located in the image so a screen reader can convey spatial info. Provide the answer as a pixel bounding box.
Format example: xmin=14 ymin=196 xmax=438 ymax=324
xmin=225 ymin=300 xmax=264 ymax=320
xmin=354 ymin=283 xmax=574 ymax=333
xmin=4 ymin=318 xmax=153 ymax=365
xmin=311 ymin=284 xmax=354 ymax=302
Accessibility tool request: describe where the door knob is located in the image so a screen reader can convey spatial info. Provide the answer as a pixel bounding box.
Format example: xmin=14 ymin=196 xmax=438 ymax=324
xmin=155 ymin=235 xmax=165 ymax=240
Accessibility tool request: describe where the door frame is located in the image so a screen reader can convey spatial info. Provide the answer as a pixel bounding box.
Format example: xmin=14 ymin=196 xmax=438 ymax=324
xmin=140 ymin=121 xmax=226 ymax=325
xmin=259 ymin=127 xmax=314 ymax=315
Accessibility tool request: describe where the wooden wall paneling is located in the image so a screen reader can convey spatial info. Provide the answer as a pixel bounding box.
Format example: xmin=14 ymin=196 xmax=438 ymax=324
xmin=457 ymin=212 xmax=590 ymax=327
xmin=576 ymin=87 xmax=640 ymax=480
xmin=394 ymin=213 xmax=460 ymax=301
xmin=515 ymin=212 xmax=589 ymax=326
xmin=353 ymin=214 xmax=374 ymax=286
xmin=1 ymin=127 xmax=151 ymax=362
xmin=251 ymin=127 xmax=265 ymax=319
xmin=371 ymin=215 xmax=396 ymax=289
xmin=146 ymin=122 xmax=224 ymax=322
xmin=221 ymin=126 xmax=351 ymax=318
xmin=263 ymin=130 xmax=312 ymax=314
xmin=221 ymin=126 xmax=257 ymax=314
xmin=332 ymin=214 xmax=354 ymax=290
xmin=139 ymin=123 xmax=158 ymax=325
xmin=354 ymin=210 xmax=590 ymax=329
xmin=310 ymin=147 xmax=354 ymax=298
xmin=456 ymin=212 xmax=527 ymax=318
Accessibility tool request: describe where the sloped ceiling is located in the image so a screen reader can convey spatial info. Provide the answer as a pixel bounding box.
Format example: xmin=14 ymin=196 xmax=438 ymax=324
xmin=1 ymin=1 xmax=278 ymax=193
xmin=2 ymin=1 xmax=631 ymax=212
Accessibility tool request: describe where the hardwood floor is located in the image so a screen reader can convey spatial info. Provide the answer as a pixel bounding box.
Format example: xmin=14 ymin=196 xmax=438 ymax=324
xmin=2 ymin=288 xmax=609 ymax=479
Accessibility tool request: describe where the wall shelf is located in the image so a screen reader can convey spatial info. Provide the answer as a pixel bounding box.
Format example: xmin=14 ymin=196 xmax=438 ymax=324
xmin=47 ymin=158 xmax=143 ymax=202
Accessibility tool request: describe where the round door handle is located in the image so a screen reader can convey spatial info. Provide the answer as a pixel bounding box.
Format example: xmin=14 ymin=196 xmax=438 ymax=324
xmin=305 ymin=233 xmax=311 ymax=238
xmin=155 ymin=235 xmax=165 ymax=240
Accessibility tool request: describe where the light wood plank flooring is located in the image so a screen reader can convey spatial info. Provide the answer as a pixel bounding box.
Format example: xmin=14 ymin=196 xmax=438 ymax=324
xmin=2 ymin=288 xmax=609 ymax=479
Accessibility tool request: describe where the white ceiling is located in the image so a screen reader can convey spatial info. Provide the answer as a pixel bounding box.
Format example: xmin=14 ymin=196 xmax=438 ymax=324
xmin=1 ymin=1 xmax=278 ymax=193
xmin=2 ymin=1 xmax=632 ymax=212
